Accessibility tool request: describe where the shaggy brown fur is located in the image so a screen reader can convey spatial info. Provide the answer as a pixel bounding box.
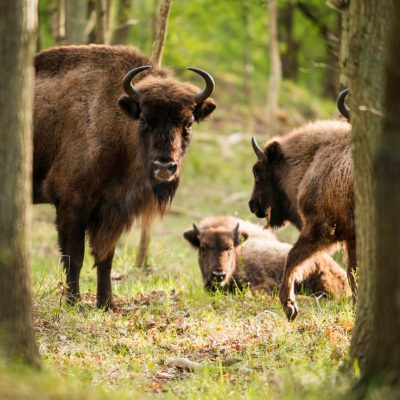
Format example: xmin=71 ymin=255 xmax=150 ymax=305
xmin=183 ymin=216 xmax=351 ymax=298
xmin=33 ymin=44 xmax=216 ymax=308
xmin=249 ymin=120 xmax=355 ymax=320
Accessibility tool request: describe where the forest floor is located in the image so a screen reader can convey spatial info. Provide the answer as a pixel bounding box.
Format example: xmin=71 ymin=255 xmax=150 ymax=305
xmin=1 ymin=91 xmax=366 ymax=399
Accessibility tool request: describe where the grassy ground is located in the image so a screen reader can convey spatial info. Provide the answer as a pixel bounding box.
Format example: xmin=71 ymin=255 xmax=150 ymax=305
xmin=2 ymin=92 xmax=360 ymax=399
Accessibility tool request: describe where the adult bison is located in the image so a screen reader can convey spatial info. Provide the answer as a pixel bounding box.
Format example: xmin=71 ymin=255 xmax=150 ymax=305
xmin=183 ymin=216 xmax=350 ymax=299
xmin=33 ymin=44 xmax=216 ymax=309
xmin=249 ymin=116 xmax=354 ymax=321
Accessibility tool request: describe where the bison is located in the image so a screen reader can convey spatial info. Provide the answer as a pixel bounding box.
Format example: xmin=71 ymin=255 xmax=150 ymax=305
xmin=249 ymin=111 xmax=354 ymax=320
xmin=183 ymin=216 xmax=351 ymax=299
xmin=34 ymin=44 xmax=216 ymax=308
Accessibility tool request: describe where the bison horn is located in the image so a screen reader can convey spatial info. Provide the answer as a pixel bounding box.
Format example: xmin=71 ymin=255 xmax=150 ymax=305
xmin=122 ymin=65 xmax=151 ymax=101
xmin=193 ymin=223 xmax=200 ymax=237
xmin=187 ymin=67 xmax=215 ymax=104
xmin=337 ymin=88 xmax=350 ymax=121
xmin=251 ymin=137 xmax=265 ymax=161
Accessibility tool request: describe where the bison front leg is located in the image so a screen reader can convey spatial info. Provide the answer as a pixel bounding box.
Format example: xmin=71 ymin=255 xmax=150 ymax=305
xmin=56 ymin=205 xmax=86 ymax=305
xmin=279 ymin=230 xmax=330 ymax=321
xmin=95 ymin=248 xmax=115 ymax=310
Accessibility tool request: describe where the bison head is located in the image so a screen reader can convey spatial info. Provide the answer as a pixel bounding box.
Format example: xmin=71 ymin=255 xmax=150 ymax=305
xmin=183 ymin=223 xmax=248 ymax=291
xmin=248 ymin=137 xmax=295 ymax=229
xmin=118 ymin=66 xmax=216 ymax=207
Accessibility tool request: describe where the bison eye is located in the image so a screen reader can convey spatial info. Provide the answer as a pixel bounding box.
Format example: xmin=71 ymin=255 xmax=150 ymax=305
xmin=139 ymin=117 xmax=148 ymax=128
xmin=185 ymin=121 xmax=193 ymax=130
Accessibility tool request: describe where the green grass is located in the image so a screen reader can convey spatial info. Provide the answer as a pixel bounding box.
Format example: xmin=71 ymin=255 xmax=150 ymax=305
xmin=1 ymin=91 xmax=360 ymax=399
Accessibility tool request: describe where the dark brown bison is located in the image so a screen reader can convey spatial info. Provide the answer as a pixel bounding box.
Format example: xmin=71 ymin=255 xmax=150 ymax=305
xmin=34 ymin=44 xmax=216 ymax=308
xmin=183 ymin=216 xmax=351 ymax=299
xmin=249 ymin=118 xmax=355 ymax=321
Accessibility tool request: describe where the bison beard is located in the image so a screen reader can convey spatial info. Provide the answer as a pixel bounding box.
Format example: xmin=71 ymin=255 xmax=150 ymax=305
xmin=151 ymin=178 xmax=179 ymax=209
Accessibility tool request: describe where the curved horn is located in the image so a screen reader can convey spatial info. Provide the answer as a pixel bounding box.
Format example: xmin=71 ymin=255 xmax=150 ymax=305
xmin=337 ymin=88 xmax=351 ymax=121
xmin=187 ymin=67 xmax=215 ymax=104
xmin=122 ymin=65 xmax=151 ymax=100
xmin=193 ymin=223 xmax=200 ymax=236
xmin=251 ymin=137 xmax=265 ymax=160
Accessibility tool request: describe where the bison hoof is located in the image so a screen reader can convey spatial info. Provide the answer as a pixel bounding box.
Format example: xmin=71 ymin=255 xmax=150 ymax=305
xmin=282 ymin=299 xmax=299 ymax=321
xmin=66 ymin=292 xmax=81 ymax=306
xmin=96 ymin=298 xmax=115 ymax=311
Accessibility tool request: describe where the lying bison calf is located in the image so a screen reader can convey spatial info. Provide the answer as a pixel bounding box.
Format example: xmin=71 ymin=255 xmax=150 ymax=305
xmin=249 ymin=115 xmax=354 ymax=320
xmin=183 ymin=216 xmax=350 ymax=298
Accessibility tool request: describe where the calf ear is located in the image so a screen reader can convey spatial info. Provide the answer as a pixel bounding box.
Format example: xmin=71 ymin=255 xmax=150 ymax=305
xmin=118 ymin=96 xmax=140 ymax=119
xmin=193 ymin=98 xmax=216 ymax=122
xmin=266 ymin=141 xmax=283 ymax=164
xmin=183 ymin=229 xmax=200 ymax=248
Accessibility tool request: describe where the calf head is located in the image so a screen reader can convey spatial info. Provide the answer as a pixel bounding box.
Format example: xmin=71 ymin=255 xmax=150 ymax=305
xmin=249 ymin=137 xmax=293 ymax=228
xmin=118 ymin=66 xmax=216 ymax=207
xmin=183 ymin=223 xmax=248 ymax=290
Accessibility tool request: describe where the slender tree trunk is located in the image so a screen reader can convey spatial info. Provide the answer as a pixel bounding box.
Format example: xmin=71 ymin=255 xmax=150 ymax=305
xmin=111 ymin=0 xmax=136 ymax=45
xmin=56 ymin=0 xmax=66 ymax=44
xmin=279 ymin=2 xmax=299 ymax=80
xmin=331 ymin=0 xmax=350 ymax=88
xmin=151 ymin=0 xmax=172 ymax=67
xmin=95 ymin=0 xmax=112 ymax=44
xmin=266 ymin=0 xmax=281 ymax=135
xmin=65 ymin=0 xmax=88 ymax=44
xmin=0 ymin=0 xmax=41 ymax=367
xmin=348 ymin=0 xmax=400 ymax=391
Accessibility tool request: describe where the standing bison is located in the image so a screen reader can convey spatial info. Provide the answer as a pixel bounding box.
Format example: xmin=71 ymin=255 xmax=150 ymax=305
xmin=34 ymin=44 xmax=216 ymax=308
xmin=183 ymin=216 xmax=350 ymax=298
xmin=249 ymin=117 xmax=355 ymax=321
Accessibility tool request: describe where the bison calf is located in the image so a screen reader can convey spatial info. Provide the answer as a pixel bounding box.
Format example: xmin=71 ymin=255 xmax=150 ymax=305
xmin=183 ymin=216 xmax=350 ymax=298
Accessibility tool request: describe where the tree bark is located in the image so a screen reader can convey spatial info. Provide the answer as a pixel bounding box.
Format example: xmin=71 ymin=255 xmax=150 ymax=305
xmin=348 ymin=0 xmax=400 ymax=390
xmin=0 ymin=0 xmax=41 ymax=367
xmin=151 ymin=0 xmax=172 ymax=67
xmin=56 ymin=0 xmax=66 ymax=44
xmin=266 ymin=0 xmax=282 ymax=135
xmin=95 ymin=0 xmax=112 ymax=44
xmin=65 ymin=0 xmax=88 ymax=44
xmin=279 ymin=2 xmax=299 ymax=80
xmin=111 ymin=0 xmax=136 ymax=45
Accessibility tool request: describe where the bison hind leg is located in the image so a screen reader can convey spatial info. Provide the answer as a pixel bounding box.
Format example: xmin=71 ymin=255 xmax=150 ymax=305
xmin=56 ymin=204 xmax=86 ymax=305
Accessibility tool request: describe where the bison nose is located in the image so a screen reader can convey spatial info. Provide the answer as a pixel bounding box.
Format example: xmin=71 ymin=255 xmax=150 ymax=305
xmin=249 ymin=199 xmax=258 ymax=213
xmin=212 ymin=271 xmax=226 ymax=282
xmin=152 ymin=159 xmax=178 ymax=181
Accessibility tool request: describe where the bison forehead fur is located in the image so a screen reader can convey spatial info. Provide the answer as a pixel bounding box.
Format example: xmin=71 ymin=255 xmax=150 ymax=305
xmin=33 ymin=44 xmax=216 ymax=308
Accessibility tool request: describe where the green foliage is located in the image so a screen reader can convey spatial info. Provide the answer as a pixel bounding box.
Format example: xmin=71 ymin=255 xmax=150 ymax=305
xmin=37 ymin=0 xmax=340 ymax=109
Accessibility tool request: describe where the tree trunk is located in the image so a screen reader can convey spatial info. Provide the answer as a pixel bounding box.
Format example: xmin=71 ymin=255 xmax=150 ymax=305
xmin=95 ymin=0 xmax=112 ymax=44
xmin=56 ymin=0 xmax=66 ymax=44
xmin=151 ymin=0 xmax=172 ymax=67
xmin=266 ymin=0 xmax=281 ymax=135
xmin=279 ymin=2 xmax=299 ymax=80
xmin=111 ymin=0 xmax=136 ymax=45
xmin=334 ymin=0 xmax=350 ymax=88
xmin=0 ymin=0 xmax=41 ymax=367
xmin=348 ymin=0 xmax=400 ymax=390
xmin=65 ymin=0 xmax=88 ymax=44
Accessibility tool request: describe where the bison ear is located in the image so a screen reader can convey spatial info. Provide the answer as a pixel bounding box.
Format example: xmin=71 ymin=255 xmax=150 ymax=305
xmin=183 ymin=228 xmax=200 ymax=248
xmin=118 ymin=96 xmax=140 ymax=119
xmin=266 ymin=141 xmax=283 ymax=164
xmin=193 ymin=98 xmax=216 ymax=122
xmin=233 ymin=223 xmax=248 ymax=246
